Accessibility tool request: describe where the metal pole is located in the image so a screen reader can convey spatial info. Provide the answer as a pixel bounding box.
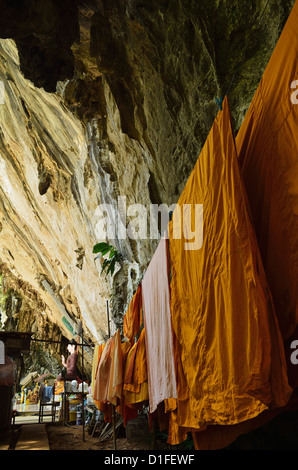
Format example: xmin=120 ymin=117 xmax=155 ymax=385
xmin=81 ymin=327 xmax=85 ymax=442
xmin=106 ymin=300 xmax=111 ymax=338
xmin=31 ymin=337 xmax=94 ymax=349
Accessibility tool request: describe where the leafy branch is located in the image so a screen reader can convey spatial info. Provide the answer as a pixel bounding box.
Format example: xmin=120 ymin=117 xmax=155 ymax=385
xmin=93 ymin=242 xmax=122 ymax=277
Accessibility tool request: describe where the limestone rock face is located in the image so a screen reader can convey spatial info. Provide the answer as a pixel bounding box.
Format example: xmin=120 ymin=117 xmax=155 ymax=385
xmin=0 ymin=40 xmax=109 ymax=347
xmin=0 ymin=1 xmax=295 ymax=366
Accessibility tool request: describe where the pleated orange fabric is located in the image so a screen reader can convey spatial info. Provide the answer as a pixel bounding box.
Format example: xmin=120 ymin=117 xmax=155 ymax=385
xmin=124 ymin=341 xmax=139 ymax=389
xmin=236 ymin=0 xmax=298 ymax=343
xmin=131 ymin=328 xmax=148 ymax=389
xmin=93 ymin=337 xmax=113 ymax=409
xmin=93 ymin=330 xmax=124 ymax=407
xmin=167 ymin=96 xmax=292 ymax=446
xmin=121 ymin=341 xmax=132 ymax=367
xmin=191 ymin=3 xmax=298 ymax=450
xmin=91 ymin=343 xmax=105 ymax=398
xmin=123 ymin=328 xmax=149 ymax=405
xmin=106 ymin=330 xmax=123 ymax=406
xmin=123 ymin=284 xmax=143 ymax=345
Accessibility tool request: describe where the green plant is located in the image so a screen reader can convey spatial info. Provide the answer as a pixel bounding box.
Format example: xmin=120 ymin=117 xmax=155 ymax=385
xmin=93 ymin=242 xmax=122 ymax=277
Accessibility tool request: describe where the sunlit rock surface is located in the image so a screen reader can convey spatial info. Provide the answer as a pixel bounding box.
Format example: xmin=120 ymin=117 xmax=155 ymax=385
xmin=0 ymin=40 xmax=110 ymax=347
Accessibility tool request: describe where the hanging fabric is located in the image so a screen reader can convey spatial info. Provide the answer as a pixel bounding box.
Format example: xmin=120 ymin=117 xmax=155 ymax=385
xmin=91 ymin=343 xmax=105 ymax=398
xmin=141 ymin=232 xmax=177 ymax=413
xmin=236 ymin=0 xmax=298 ymax=346
xmin=123 ymin=328 xmax=149 ymax=406
xmin=123 ymin=283 xmax=143 ymax=345
xmin=107 ymin=330 xmax=124 ymax=406
xmin=167 ymin=95 xmax=292 ymax=447
xmin=92 ymin=330 xmax=123 ymax=407
xmin=93 ymin=337 xmax=113 ymax=409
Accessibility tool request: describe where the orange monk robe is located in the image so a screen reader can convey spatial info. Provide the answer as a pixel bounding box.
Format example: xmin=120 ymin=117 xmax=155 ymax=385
xmin=93 ymin=331 xmax=124 ymax=407
xmin=165 ymin=332 xmax=205 ymax=445
xmin=123 ymin=341 xmax=138 ymax=389
xmin=123 ymin=284 xmax=143 ymax=345
xmin=107 ymin=330 xmax=124 ymax=406
xmin=192 ymin=2 xmax=298 ymax=450
xmin=121 ymin=341 xmax=131 ymax=366
xmin=93 ymin=331 xmax=129 ymax=422
xmin=123 ymin=328 xmax=149 ymax=406
xmin=131 ymin=329 xmax=148 ymax=390
xmin=114 ymin=338 xmax=140 ymax=425
xmin=236 ymin=1 xmax=298 ymax=346
xmin=167 ymin=96 xmax=292 ymax=446
xmin=91 ymin=343 xmax=105 ymax=398
xmin=93 ymin=337 xmax=113 ymax=409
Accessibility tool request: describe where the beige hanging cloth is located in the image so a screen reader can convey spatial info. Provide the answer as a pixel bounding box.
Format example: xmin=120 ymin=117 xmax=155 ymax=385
xmin=141 ymin=232 xmax=177 ymax=413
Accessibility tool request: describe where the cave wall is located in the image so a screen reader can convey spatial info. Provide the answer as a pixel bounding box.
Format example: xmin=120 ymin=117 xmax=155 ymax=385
xmin=0 ymin=0 xmax=295 ymax=365
xmin=0 ymin=38 xmax=110 ymax=348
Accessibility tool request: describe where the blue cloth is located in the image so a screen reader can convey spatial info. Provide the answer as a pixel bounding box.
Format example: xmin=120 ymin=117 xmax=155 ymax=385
xmin=42 ymin=385 xmax=53 ymax=403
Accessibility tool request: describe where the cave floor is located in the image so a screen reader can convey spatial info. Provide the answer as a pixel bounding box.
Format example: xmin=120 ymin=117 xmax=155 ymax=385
xmin=4 ymin=422 xmax=169 ymax=451
xmin=46 ymin=422 xmax=161 ymax=451
xmin=2 ymin=422 xmax=166 ymax=451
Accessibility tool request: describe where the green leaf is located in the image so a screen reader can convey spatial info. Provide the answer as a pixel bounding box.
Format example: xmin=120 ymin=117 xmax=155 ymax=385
xmin=101 ymin=258 xmax=110 ymax=274
xmin=93 ymin=242 xmax=110 ymax=254
xmin=93 ymin=242 xmax=122 ymax=277
xmin=100 ymin=245 xmax=113 ymax=256
xmin=106 ymin=258 xmax=116 ymax=276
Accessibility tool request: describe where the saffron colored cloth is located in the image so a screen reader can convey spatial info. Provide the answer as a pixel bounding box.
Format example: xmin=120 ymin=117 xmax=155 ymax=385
xmin=123 ymin=284 xmax=143 ymax=345
xmin=141 ymin=233 xmax=177 ymax=413
xmin=93 ymin=330 xmax=124 ymax=407
xmin=91 ymin=343 xmax=105 ymax=397
xmin=93 ymin=335 xmax=137 ymax=424
xmin=93 ymin=338 xmax=113 ymax=409
xmin=124 ymin=341 xmax=138 ymax=387
xmin=107 ymin=330 xmax=124 ymax=406
xmin=236 ymin=1 xmax=298 ymax=344
xmin=167 ymin=96 xmax=292 ymax=445
xmin=54 ymin=380 xmax=64 ymax=395
xmin=123 ymin=328 xmax=149 ymax=405
xmin=191 ymin=3 xmax=298 ymax=450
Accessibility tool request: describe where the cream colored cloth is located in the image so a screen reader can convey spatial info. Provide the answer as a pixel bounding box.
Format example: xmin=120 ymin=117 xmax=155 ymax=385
xmin=141 ymin=232 xmax=177 ymax=412
xmin=93 ymin=330 xmax=123 ymax=407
